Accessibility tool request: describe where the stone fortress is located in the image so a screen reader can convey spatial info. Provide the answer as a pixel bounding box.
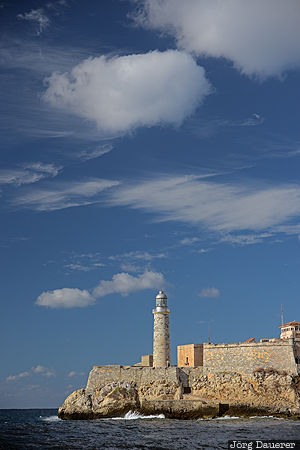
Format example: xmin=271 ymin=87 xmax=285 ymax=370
xmin=135 ymin=290 xmax=300 ymax=375
xmin=58 ymin=290 xmax=300 ymax=419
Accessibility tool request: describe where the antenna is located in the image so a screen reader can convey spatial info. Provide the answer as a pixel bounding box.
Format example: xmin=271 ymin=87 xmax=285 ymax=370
xmin=208 ymin=323 xmax=210 ymax=344
xmin=281 ymin=304 xmax=284 ymax=326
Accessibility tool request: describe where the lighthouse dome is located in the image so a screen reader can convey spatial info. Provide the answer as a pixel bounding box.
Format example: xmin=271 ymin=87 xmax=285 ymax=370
xmin=156 ymin=290 xmax=167 ymax=300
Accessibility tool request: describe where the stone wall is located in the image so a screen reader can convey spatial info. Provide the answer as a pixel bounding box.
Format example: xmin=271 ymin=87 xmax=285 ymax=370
xmin=60 ymin=365 xmax=300 ymax=419
xmin=86 ymin=366 xmax=180 ymax=392
xmin=203 ymin=340 xmax=298 ymax=375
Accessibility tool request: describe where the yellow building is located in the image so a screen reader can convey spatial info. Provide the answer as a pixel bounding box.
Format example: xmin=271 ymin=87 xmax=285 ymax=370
xmin=177 ymin=344 xmax=203 ymax=367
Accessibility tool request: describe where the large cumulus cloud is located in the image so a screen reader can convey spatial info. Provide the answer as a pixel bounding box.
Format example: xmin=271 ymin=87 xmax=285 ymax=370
xmin=43 ymin=50 xmax=211 ymax=133
xmin=134 ymin=0 xmax=300 ymax=78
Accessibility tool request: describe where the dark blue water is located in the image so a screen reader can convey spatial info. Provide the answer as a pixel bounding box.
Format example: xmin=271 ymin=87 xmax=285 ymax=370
xmin=0 ymin=409 xmax=299 ymax=449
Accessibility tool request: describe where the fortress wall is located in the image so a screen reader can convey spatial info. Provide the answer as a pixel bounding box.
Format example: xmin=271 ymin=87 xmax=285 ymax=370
xmin=85 ymin=341 xmax=298 ymax=393
xmin=180 ymin=367 xmax=204 ymax=388
xmin=86 ymin=365 xmax=180 ymax=391
xmin=203 ymin=341 xmax=298 ymax=375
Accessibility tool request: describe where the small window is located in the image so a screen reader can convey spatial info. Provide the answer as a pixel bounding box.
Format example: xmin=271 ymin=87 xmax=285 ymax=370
xmin=183 ymin=387 xmax=191 ymax=394
xmin=185 ymin=356 xmax=189 ymax=365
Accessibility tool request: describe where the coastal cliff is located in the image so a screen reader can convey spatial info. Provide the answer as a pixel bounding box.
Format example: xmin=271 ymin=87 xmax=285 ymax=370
xmin=58 ymin=366 xmax=300 ymax=419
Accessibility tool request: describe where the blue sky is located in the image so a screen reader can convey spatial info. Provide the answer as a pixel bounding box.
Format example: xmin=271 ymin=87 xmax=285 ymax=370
xmin=1 ymin=0 xmax=300 ymax=408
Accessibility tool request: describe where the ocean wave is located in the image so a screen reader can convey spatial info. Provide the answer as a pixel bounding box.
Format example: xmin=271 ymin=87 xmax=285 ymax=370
xmin=109 ymin=410 xmax=165 ymax=420
xmin=40 ymin=415 xmax=61 ymax=422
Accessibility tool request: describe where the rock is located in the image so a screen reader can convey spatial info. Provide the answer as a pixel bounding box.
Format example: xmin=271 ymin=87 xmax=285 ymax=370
xmin=58 ymin=389 xmax=93 ymax=420
xmin=58 ymin=382 xmax=139 ymax=420
xmin=92 ymin=381 xmax=139 ymax=418
xmin=58 ymin=367 xmax=300 ymax=420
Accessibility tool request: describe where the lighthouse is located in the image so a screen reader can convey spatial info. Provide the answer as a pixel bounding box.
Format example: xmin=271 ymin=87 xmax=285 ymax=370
xmin=153 ymin=290 xmax=171 ymax=368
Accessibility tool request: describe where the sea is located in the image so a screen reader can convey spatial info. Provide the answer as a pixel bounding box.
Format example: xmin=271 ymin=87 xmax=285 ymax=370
xmin=0 ymin=409 xmax=300 ymax=449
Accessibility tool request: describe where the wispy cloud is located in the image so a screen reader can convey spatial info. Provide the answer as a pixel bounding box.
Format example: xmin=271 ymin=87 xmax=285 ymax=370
xmin=198 ymin=287 xmax=220 ymax=298
xmin=12 ymin=178 xmax=119 ymax=211
xmin=220 ymin=233 xmax=273 ymax=246
xmin=64 ymin=263 xmax=104 ymax=273
xmin=60 ymin=251 xmax=105 ymax=273
xmin=32 ymin=365 xmax=55 ymax=377
xmin=16 ymin=1 xmax=69 ymax=36
xmin=68 ymin=371 xmax=85 ymax=377
xmin=0 ymin=163 xmax=62 ymax=186
xmin=6 ymin=371 xmax=30 ymax=382
xmin=77 ymin=144 xmax=113 ymax=161
xmin=109 ymin=250 xmax=166 ymax=262
xmin=239 ymin=113 xmax=264 ymax=127
xmin=0 ymin=236 xmax=30 ymax=248
xmin=179 ymin=237 xmax=200 ymax=245
xmin=6 ymin=365 xmax=55 ymax=381
xmin=0 ymin=38 xmax=113 ymax=144
xmin=17 ymin=9 xmax=50 ymax=36
xmin=120 ymin=263 xmax=141 ymax=273
xmin=186 ymin=113 xmax=264 ymax=139
xmin=109 ymin=175 xmax=300 ymax=241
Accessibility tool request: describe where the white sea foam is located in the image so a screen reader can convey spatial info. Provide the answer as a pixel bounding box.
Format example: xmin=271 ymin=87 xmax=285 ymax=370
xmin=109 ymin=410 xmax=165 ymax=420
xmin=198 ymin=416 xmax=241 ymax=421
xmin=40 ymin=415 xmax=61 ymax=422
xmin=249 ymin=416 xmax=283 ymax=420
xmin=216 ymin=415 xmax=240 ymax=420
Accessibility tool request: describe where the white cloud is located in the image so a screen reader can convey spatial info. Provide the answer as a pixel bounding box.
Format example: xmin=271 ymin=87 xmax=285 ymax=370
xmin=120 ymin=263 xmax=141 ymax=273
xmin=32 ymin=365 xmax=55 ymax=377
xmin=109 ymin=250 xmax=166 ymax=262
xmin=77 ymin=144 xmax=113 ymax=161
xmin=62 ymin=252 xmax=105 ymax=273
xmin=13 ymin=178 xmax=119 ymax=211
xmin=220 ymin=233 xmax=273 ymax=246
xmin=22 ymin=162 xmax=61 ymax=177
xmin=17 ymin=9 xmax=50 ymax=36
xmin=43 ymin=50 xmax=212 ymax=133
xmin=6 ymin=365 xmax=55 ymax=381
xmin=93 ymin=270 xmax=165 ymax=298
xmin=0 ymin=163 xmax=62 ymax=186
xmin=64 ymin=262 xmax=105 ymax=272
xmin=240 ymin=114 xmax=264 ymax=127
xmin=109 ymin=175 xmax=300 ymax=237
xmin=199 ymin=287 xmax=220 ymax=298
xmin=68 ymin=371 xmax=85 ymax=377
xmin=36 ymin=288 xmax=96 ymax=309
xmin=36 ymin=270 xmax=166 ymax=308
xmin=180 ymin=237 xmax=200 ymax=245
xmin=134 ymin=0 xmax=300 ymax=78
xmin=64 ymin=263 xmax=92 ymax=272
xmin=6 ymin=371 xmax=30 ymax=381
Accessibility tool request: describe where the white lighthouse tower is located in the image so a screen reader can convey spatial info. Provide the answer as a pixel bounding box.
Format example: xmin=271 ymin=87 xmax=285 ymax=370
xmin=153 ymin=290 xmax=171 ymax=368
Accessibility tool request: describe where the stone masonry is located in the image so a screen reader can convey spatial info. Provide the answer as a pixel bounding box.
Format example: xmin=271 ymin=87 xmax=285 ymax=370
xmin=202 ymin=340 xmax=298 ymax=375
xmin=153 ymin=290 xmax=171 ymax=368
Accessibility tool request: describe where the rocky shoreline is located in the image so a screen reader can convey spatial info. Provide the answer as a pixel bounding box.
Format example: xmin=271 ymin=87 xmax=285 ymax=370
xmin=58 ymin=367 xmax=300 ymax=420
